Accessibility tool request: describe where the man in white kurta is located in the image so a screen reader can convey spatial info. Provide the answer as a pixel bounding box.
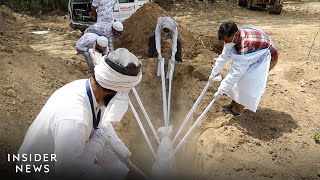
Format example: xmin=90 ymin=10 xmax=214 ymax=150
xmin=18 ymin=48 xmax=142 ymax=179
xmin=209 ymin=21 xmax=279 ymax=117
xmin=84 ymin=21 xmax=123 ymax=52
xmin=147 ymin=16 xmax=182 ymax=62
xmin=91 ymin=0 xmax=116 ymax=23
xmin=76 ymin=33 xmax=109 ymax=74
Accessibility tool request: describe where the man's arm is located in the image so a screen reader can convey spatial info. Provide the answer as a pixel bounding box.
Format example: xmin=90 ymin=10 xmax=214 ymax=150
xmin=91 ymin=0 xmax=99 ymax=22
xmin=210 ymin=46 xmax=233 ymax=77
xmin=53 ymin=120 xmax=93 ymax=178
xmin=108 ymin=36 xmax=114 ymax=51
xmin=171 ymin=27 xmax=178 ymax=59
xmin=76 ymin=35 xmax=91 ymax=52
xmin=97 ymin=122 xmax=131 ymax=164
xmin=269 ymin=45 xmax=279 ymax=71
xmin=155 ymin=19 xmax=162 ymax=57
xmin=269 ymin=57 xmax=278 ymax=71
xmin=91 ymin=5 xmax=97 ymax=22
xmin=217 ymin=58 xmax=250 ymax=95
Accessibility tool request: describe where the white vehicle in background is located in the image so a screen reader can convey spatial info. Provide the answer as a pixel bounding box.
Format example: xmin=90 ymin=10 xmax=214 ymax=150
xmin=68 ymin=0 xmax=150 ymax=32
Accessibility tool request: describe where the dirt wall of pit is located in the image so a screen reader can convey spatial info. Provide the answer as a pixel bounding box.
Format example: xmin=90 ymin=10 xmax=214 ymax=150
xmin=115 ymin=58 xmax=206 ymax=178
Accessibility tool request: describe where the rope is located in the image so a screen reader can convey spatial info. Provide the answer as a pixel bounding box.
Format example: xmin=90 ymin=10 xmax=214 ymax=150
xmin=129 ymin=100 xmax=157 ymax=159
xmin=170 ymin=97 xmax=217 ymax=159
xmin=172 ymin=81 xmax=211 ymax=144
xmin=166 ymin=60 xmax=175 ymax=129
xmin=132 ymin=87 xmax=160 ymax=144
xmin=167 ymin=76 xmax=172 ymax=129
xmin=160 ymin=58 xmax=168 ymax=127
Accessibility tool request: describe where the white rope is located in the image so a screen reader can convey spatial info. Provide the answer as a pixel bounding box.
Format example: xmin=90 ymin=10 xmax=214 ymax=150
xmin=129 ymin=100 xmax=157 ymax=159
xmin=167 ymin=76 xmax=172 ymax=130
xmin=160 ymin=58 xmax=168 ymax=127
xmin=132 ymin=87 xmax=160 ymax=144
xmin=172 ymin=81 xmax=211 ymax=144
xmin=170 ymin=97 xmax=217 ymax=159
xmin=166 ymin=60 xmax=175 ymax=129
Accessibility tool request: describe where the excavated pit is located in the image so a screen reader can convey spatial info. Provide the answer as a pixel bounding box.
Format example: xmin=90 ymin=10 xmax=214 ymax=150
xmin=114 ymin=58 xmax=212 ymax=179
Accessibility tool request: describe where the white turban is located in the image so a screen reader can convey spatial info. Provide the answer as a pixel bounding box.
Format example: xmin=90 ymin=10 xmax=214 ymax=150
xmin=112 ymin=21 xmax=123 ymax=32
xmin=94 ymin=48 xmax=142 ymax=92
xmin=96 ymin=36 xmax=108 ymax=47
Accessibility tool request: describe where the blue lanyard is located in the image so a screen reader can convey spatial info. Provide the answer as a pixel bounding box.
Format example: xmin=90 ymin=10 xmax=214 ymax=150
xmin=86 ymin=79 xmax=101 ymax=129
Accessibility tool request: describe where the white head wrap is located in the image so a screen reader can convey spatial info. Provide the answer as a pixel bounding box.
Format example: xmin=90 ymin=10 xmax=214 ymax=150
xmin=112 ymin=21 xmax=123 ymax=32
xmin=94 ymin=48 xmax=142 ymax=92
xmin=96 ymin=36 xmax=108 ymax=47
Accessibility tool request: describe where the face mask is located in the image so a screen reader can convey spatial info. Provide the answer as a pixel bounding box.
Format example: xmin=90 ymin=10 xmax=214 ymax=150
xmin=162 ymin=31 xmax=170 ymax=38
xmin=224 ymin=32 xmax=237 ymax=49
xmin=104 ymin=94 xmax=116 ymax=106
xmin=224 ymin=42 xmax=236 ymax=49
xmin=222 ymin=33 xmax=237 ymax=57
xmin=102 ymin=92 xmax=129 ymax=123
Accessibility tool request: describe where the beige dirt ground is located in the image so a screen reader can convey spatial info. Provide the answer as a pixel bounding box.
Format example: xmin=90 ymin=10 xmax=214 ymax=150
xmin=0 ymin=1 xmax=320 ymax=179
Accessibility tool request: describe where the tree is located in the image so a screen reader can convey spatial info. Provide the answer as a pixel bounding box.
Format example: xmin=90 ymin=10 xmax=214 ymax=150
xmin=53 ymin=0 xmax=62 ymax=10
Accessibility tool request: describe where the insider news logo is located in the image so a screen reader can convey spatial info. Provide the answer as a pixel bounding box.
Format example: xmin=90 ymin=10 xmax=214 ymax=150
xmin=8 ymin=154 xmax=57 ymax=173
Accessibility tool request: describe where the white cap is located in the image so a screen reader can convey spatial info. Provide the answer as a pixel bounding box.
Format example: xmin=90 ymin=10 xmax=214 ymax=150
xmin=112 ymin=21 xmax=124 ymax=32
xmin=96 ymin=36 xmax=108 ymax=47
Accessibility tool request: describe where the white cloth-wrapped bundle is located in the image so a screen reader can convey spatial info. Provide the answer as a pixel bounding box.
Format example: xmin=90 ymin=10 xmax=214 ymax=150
xmin=152 ymin=125 xmax=176 ymax=179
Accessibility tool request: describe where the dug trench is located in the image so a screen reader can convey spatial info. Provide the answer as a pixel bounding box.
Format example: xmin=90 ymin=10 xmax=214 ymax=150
xmin=113 ymin=58 xmax=218 ymax=179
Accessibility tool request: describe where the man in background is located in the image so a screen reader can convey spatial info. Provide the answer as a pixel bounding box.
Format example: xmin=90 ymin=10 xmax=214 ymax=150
xmin=147 ymin=16 xmax=182 ymax=62
xmin=85 ymin=21 xmax=123 ymax=52
xmin=76 ymin=33 xmax=109 ymax=74
xmin=91 ymin=0 xmax=116 ymax=23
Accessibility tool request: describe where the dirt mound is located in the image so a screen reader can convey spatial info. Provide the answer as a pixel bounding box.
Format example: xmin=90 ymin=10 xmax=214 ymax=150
xmin=0 ymin=5 xmax=17 ymax=24
xmin=115 ymin=2 xmax=202 ymax=59
xmin=0 ymin=32 xmax=87 ymax=176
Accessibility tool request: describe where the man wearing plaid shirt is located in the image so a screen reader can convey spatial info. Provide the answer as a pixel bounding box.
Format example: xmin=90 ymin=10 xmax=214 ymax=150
xmin=84 ymin=21 xmax=123 ymax=52
xmin=236 ymin=27 xmax=279 ymax=69
xmin=209 ymin=21 xmax=279 ymax=117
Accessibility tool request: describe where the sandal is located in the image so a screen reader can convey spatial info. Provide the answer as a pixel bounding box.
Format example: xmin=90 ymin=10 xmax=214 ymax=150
xmin=223 ymin=109 xmax=242 ymax=117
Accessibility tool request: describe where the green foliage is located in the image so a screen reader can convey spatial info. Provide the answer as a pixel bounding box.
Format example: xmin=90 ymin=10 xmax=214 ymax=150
xmin=315 ymin=132 xmax=320 ymax=144
xmin=1 ymin=0 xmax=69 ymax=15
